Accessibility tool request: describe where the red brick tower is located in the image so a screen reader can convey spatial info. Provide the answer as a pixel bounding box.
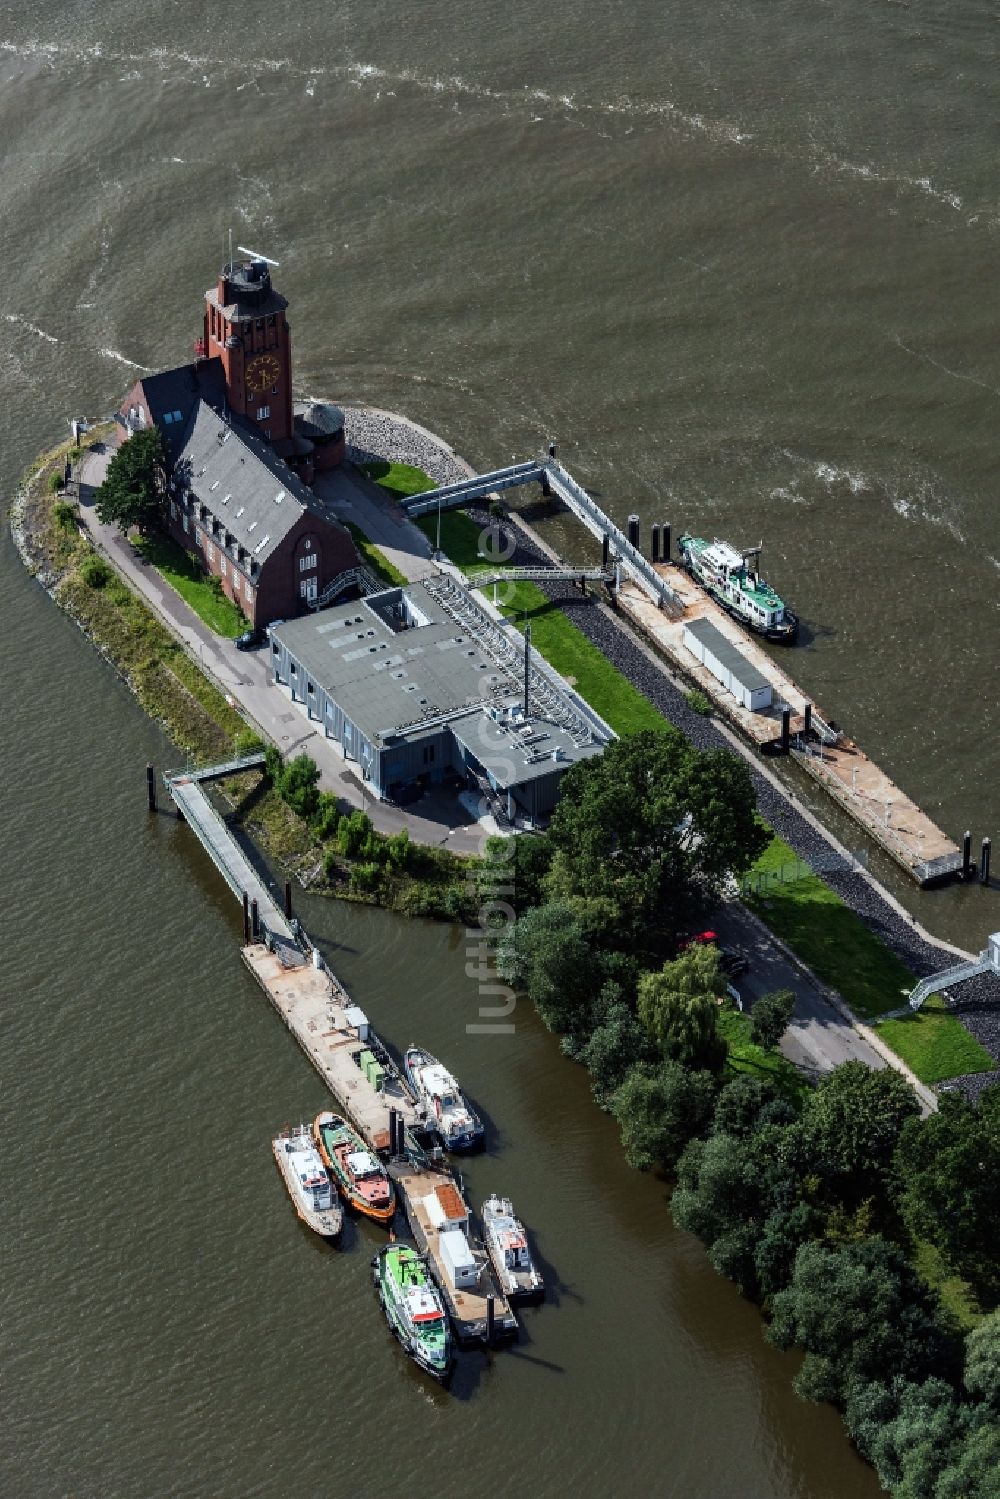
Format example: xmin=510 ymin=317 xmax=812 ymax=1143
xmin=203 ymin=258 xmax=293 ymax=443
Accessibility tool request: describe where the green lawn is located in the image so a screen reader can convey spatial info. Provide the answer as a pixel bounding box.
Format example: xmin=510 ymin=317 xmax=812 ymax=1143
xmin=133 ymin=532 xmax=246 ymax=637
xmin=425 ymin=509 xmax=994 ymax=1086
xmin=716 ymin=1006 xmax=811 ymax=1103
xmin=346 ymin=522 xmax=408 ymax=588
xmin=877 ymin=993 xmax=995 ymax=1084
xmin=415 ymin=507 xmax=494 ymax=570
xmin=361 ymin=459 xmax=436 ymax=501
xmin=746 ymin=834 xmax=918 ymax=1020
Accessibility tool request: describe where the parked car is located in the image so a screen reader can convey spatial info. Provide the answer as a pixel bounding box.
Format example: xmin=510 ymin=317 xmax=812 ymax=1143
xmin=235 ymin=627 xmax=265 ymax=651
xmin=679 ymin=929 xmax=749 ymax=977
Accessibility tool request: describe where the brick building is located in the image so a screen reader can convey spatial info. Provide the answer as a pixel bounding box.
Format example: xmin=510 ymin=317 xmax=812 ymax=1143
xmin=115 ymin=257 xmax=358 ymax=628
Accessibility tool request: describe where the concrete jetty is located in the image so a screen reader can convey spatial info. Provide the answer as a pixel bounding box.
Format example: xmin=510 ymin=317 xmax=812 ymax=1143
xmin=242 ymin=944 xmax=421 ymax=1151
xmin=615 ymin=569 xmax=961 ymax=885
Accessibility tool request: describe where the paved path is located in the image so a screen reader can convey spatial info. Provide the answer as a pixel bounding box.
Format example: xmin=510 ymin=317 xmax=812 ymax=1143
xmin=710 ymin=902 xmax=936 ymax=1110
xmin=311 ymin=464 xmax=438 ymax=583
xmin=75 ymin=449 xmax=493 ymax=856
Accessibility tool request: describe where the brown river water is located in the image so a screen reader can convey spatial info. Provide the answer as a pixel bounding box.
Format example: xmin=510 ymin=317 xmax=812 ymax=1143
xmin=3 ymin=0 xmax=998 ymax=1491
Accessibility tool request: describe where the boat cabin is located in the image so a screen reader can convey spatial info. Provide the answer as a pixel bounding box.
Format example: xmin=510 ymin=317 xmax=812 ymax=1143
xmin=497 ymin=1226 xmax=530 ymax=1270
xmin=345 ymin=1148 xmax=381 ymax=1180
xmin=422 ymin=1064 xmax=459 ymax=1109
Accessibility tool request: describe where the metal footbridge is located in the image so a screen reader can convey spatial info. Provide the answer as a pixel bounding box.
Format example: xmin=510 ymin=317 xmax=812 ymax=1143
xmin=906 ymin=932 xmax=1000 ymax=1010
xmin=402 ymin=459 xmax=684 ymax=616
xmin=163 ymin=756 xmax=300 ymax=959
xmin=473 ymin=565 xmax=613 ymax=588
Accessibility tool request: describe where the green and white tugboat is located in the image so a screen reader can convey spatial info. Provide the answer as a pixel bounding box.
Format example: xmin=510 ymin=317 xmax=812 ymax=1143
xmin=372 ymin=1242 xmax=454 ymax=1384
xmin=677 ymin=535 xmax=799 ymax=642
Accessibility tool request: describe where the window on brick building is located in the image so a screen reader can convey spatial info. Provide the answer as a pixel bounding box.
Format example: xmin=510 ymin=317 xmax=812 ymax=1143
xmin=256 ymin=406 xmax=270 ymax=420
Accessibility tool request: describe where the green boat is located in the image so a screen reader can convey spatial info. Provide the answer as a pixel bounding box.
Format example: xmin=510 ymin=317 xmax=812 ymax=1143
xmin=677 ymin=534 xmax=799 ymax=642
xmin=372 ymin=1242 xmax=453 ymax=1383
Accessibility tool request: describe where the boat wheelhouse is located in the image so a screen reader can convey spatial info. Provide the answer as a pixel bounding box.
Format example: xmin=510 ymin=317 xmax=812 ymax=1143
xmin=272 ymin=1124 xmax=343 ymax=1240
xmin=313 ymin=1111 xmax=396 ymax=1224
xmin=404 ymin=1048 xmax=484 ymax=1152
xmin=372 ymin=1242 xmax=453 ymax=1383
xmin=482 ymin=1194 xmax=544 ymax=1301
xmin=677 ymin=535 xmax=799 ymax=642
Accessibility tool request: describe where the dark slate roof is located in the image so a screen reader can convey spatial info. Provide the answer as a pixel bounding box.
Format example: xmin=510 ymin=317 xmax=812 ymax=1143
xmin=136 ymin=359 xmax=227 ymax=463
xmin=172 ymin=399 xmax=347 ymax=567
xmin=294 ymin=401 xmax=346 ymax=439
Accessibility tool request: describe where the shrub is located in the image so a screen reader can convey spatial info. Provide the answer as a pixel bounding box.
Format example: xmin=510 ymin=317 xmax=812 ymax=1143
xmin=350 ymin=861 xmax=382 ymax=894
xmin=338 ymin=809 xmax=373 ymax=859
xmin=232 ymin=728 xmax=265 ymax=759
xmin=387 ymin=828 xmax=411 ymax=872
xmin=48 ymin=472 xmax=65 ymax=493
xmin=79 ymin=554 xmax=113 ymax=589
xmin=685 ymin=688 xmax=712 ymax=716
xmin=311 ymin=791 xmax=341 ymax=841
xmin=53 ymin=500 xmax=78 ymax=529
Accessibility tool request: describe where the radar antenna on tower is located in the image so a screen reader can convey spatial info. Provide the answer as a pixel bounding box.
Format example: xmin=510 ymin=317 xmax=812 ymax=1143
xmin=237 ymin=245 xmax=281 ymax=267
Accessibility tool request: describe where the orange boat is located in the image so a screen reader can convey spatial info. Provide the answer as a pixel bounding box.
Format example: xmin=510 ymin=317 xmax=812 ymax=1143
xmin=312 ymin=1110 xmax=396 ymax=1225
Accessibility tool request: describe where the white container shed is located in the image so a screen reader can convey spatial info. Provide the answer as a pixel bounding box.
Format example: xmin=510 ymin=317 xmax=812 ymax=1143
xmin=682 ymin=617 xmax=773 ymax=714
xmin=439 ymin=1228 xmax=478 ymax=1289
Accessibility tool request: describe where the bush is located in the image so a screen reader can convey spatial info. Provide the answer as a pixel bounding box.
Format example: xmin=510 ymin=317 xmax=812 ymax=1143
xmin=685 ymin=688 xmax=712 ymax=716
xmin=232 ymin=728 xmax=265 ymax=759
xmin=338 ymin=809 xmax=373 ymax=859
xmin=350 ymin=861 xmax=382 ymax=894
xmin=311 ymin=791 xmax=341 ymax=841
xmin=53 ymin=500 xmax=78 ymax=529
xmin=79 ymin=554 xmax=113 ymax=589
xmin=48 ymin=472 xmax=65 ymax=493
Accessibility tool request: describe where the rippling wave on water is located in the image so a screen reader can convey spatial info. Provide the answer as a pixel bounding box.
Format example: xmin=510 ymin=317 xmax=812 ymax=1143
xmin=2 ymin=0 xmax=998 ymax=1491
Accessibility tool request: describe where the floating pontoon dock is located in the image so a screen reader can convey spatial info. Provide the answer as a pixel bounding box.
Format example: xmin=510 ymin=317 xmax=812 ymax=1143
xmin=243 ymin=944 xmax=420 ymax=1151
xmin=389 ymin=1157 xmax=518 ymax=1346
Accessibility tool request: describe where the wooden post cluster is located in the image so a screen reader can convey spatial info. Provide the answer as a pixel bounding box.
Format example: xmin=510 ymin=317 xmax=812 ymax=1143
xmin=780 ymin=707 xmax=791 ymax=754
xmin=627 ymin=514 xmax=640 ymax=549
xmin=145 ymin=763 xmax=156 ymax=813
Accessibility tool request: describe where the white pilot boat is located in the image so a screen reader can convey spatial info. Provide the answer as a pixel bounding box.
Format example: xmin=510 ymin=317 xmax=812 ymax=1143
xmin=271 ymin=1124 xmax=343 ymax=1240
xmin=481 ymin=1194 xmax=544 ymax=1302
xmin=404 ymin=1047 xmax=484 ymax=1152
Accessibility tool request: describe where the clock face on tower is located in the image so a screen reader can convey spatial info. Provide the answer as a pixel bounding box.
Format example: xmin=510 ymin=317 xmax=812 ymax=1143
xmin=245 ymin=352 xmax=281 ymax=395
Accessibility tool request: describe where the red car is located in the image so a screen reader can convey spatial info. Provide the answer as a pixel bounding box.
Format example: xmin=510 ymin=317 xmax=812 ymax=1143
xmin=679 ymin=930 xmax=749 ymax=976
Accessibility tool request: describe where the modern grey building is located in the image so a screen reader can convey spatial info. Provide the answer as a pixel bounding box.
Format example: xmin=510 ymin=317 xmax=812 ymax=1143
xmin=269 ymin=574 xmax=615 ymax=823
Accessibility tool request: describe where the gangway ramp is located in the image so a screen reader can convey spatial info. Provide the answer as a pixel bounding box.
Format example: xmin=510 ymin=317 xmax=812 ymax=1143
xmin=163 ymin=767 xmax=296 ymax=949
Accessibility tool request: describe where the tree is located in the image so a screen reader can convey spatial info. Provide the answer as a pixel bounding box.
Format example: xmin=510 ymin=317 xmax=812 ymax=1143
xmin=893 ymin=1085 xmax=1000 ymax=1286
xmin=278 ymin=753 xmax=320 ymax=820
xmin=935 ymin=1419 xmax=1000 ymax=1499
xmin=766 ymin=1238 xmax=949 ymax=1405
xmin=545 ymin=731 xmax=768 ymax=946
xmin=844 ymin=1377 xmax=964 ymax=1498
xmin=611 ymin=1060 xmax=718 ymax=1173
xmin=712 ymin=1074 xmax=795 ymax=1138
xmin=496 ymin=899 xmax=605 ymax=1036
xmin=637 ymin=945 xmax=728 ymax=1071
xmin=94 ymin=427 xmax=165 ymax=534
xmin=578 ymin=984 xmax=657 ymax=1107
xmin=804 ymin=1061 xmax=920 ymax=1207
xmin=476 ymin=831 xmax=552 ymax=916
xmin=964 ymin=1311 xmax=1000 ymax=1408
xmin=750 ymin=989 xmax=796 ymax=1051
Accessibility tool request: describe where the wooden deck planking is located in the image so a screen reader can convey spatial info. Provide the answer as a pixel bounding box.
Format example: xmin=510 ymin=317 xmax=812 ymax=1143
xmin=242 ymin=945 xmax=420 ymax=1150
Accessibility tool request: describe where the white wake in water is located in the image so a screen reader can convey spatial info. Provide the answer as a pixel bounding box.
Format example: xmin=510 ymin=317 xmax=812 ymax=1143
xmin=4 ymin=313 xmax=58 ymax=344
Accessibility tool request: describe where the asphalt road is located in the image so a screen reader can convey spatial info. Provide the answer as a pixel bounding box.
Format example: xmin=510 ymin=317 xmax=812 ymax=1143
xmin=708 ymin=903 xmax=888 ymax=1082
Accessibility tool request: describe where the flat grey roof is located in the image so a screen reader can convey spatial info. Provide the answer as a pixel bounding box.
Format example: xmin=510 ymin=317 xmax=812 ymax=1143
xmin=684 ymin=616 xmax=771 ymax=693
xmin=271 ymin=580 xmax=608 ymax=781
